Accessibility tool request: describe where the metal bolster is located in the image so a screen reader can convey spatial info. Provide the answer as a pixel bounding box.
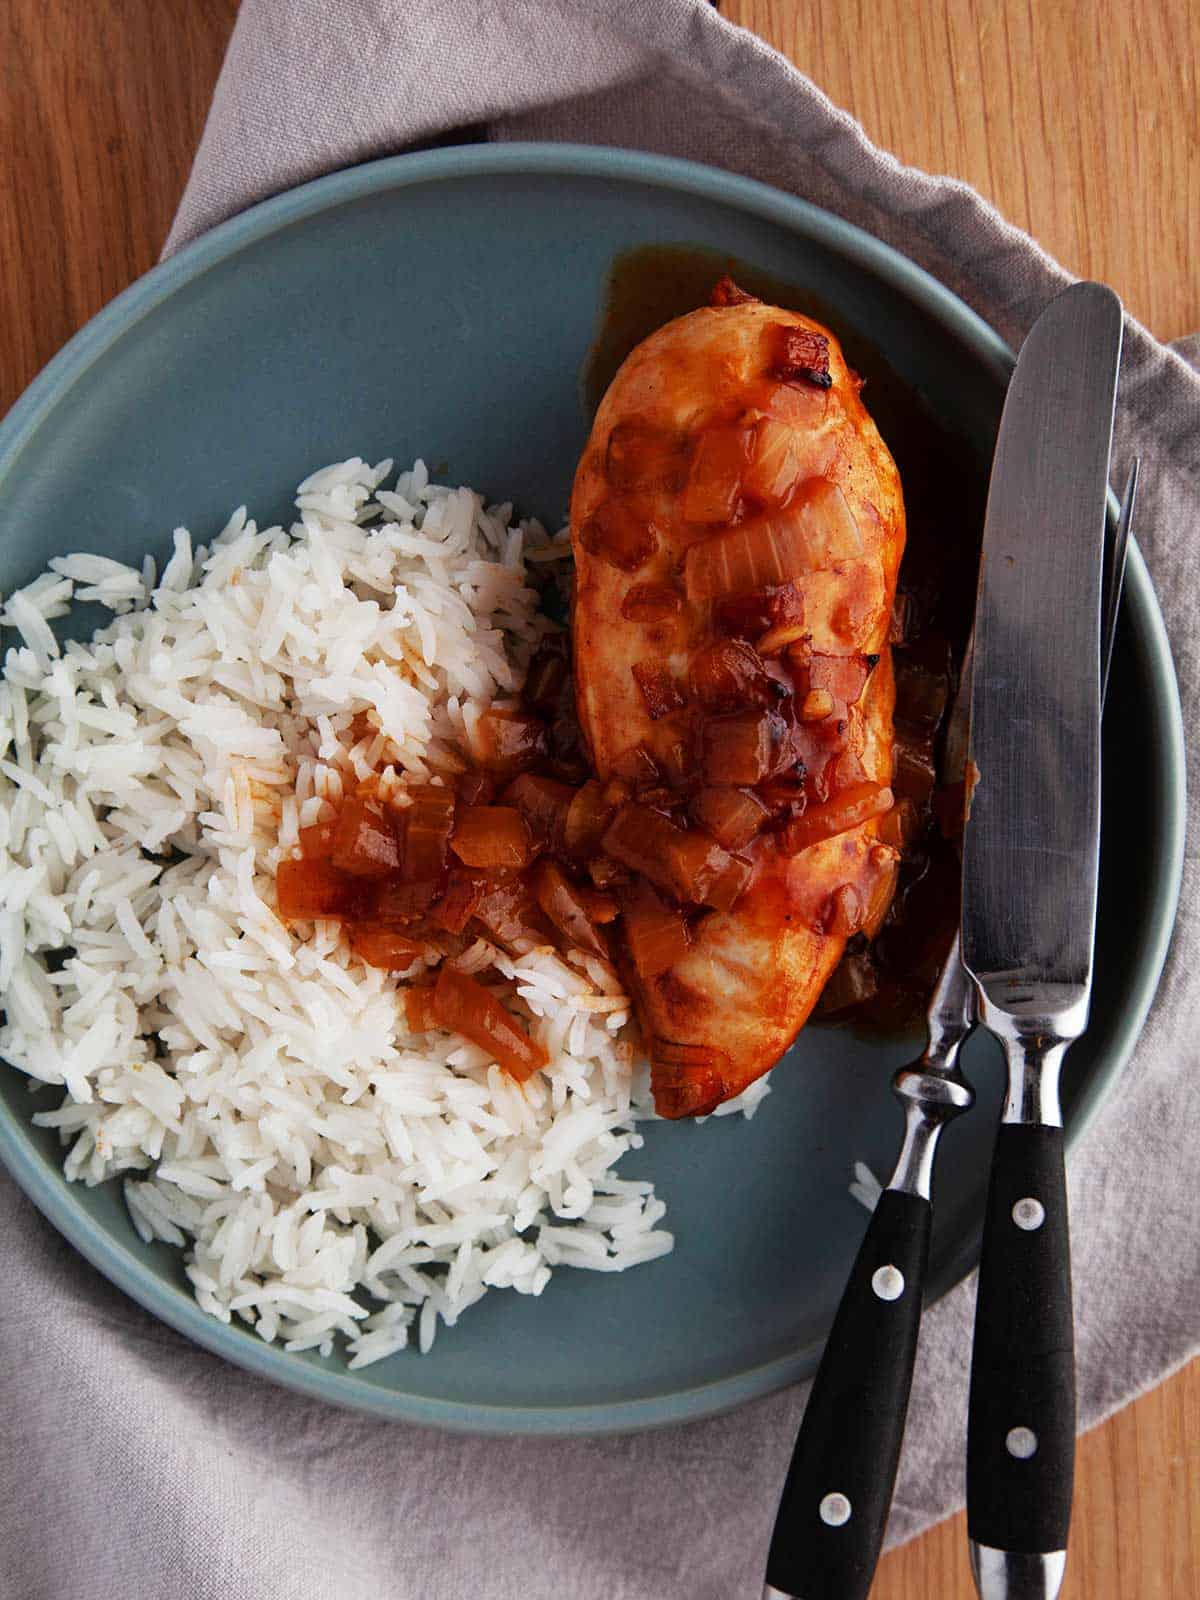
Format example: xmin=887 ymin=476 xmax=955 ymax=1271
xmin=888 ymin=1068 xmax=975 ymax=1198
xmin=972 ymin=986 xmax=1089 ymax=1128
xmin=970 ymin=1541 xmax=1068 ymax=1599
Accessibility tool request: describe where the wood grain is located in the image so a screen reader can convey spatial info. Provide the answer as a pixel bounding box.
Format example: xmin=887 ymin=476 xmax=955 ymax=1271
xmin=725 ymin=0 xmax=1199 ymax=342
xmin=0 ymin=0 xmax=238 ymax=415
xmin=0 ymin=2 xmax=1195 ymax=1597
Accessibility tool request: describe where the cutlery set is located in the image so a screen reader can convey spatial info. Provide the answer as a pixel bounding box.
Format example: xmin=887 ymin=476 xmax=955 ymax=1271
xmin=763 ymin=283 xmax=1137 ymax=1600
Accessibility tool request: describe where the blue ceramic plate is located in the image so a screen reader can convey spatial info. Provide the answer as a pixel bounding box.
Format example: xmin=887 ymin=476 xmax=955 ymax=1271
xmin=0 ymin=145 xmax=1184 ymax=1434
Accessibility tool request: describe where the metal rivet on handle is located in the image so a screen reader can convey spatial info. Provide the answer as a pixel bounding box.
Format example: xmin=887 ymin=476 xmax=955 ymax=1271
xmin=819 ymin=1492 xmax=852 ymax=1527
xmin=871 ymin=1264 xmax=905 ymax=1301
xmin=1011 ymin=1197 xmax=1045 ymax=1231
xmin=1005 ymin=1427 xmax=1038 ymax=1459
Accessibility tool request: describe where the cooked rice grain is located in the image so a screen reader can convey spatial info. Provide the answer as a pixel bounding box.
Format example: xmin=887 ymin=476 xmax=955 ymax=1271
xmin=0 ymin=457 xmax=769 ymax=1364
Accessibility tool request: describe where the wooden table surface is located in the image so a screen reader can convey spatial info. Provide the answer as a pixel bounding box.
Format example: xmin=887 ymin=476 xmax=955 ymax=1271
xmin=1 ymin=1 xmax=1196 ymax=1595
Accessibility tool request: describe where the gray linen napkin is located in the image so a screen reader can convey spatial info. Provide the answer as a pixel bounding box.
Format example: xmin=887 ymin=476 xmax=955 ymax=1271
xmin=3 ymin=4 xmax=1197 ymax=1598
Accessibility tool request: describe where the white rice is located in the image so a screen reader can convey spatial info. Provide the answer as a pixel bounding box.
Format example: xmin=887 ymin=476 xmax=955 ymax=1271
xmin=0 ymin=456 xmax=770 ymax=1365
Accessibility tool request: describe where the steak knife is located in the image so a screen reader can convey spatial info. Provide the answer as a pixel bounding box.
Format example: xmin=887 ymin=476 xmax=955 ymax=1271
xmin=960 ymin=281 xmax=1122 ymax=1600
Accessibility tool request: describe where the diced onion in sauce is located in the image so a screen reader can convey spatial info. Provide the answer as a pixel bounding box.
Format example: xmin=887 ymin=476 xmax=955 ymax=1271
xmin=348 ymin=923 xmax=424 ymax=971
xmin=470 ymin=708 xmax=548 ymax=776
xmin=563 ymin=779 xmax=616 ymax=857
xmin=603 ymin=803 xmax=746 ymax=910
xmin=450 ymin=806 xmax=536 ymax=871
xmin=521 ymin=639 xmax=570 ymax=714
xmin=700 ymin=709 xmax=790 ymax=786
xmin=601 ymin=806 xmax=732 ymax=908
xmin=621 ymin=882 xmax=692 ymax=978
xmin=605 ymin=419 xmax=689 ymax=493
xmin=501 ymin=773 xmax=574 ymax=850
xmin=368 ymin=877 xmax=440 ymax=920
xmin=683 ymin=481 xmax=862 ymax=600
xmin=657 ymin=737 xmax=691 ymax=788
xmin=703 ymin=851 xmax=753 ymax=912
xmin=578 ymin=498 xmax=659 ymax=574
xmin=650 ymin=1039 xmax=730 ymax=1119
xmin=330 ymin=796 xmax=403 ymax=878
xmin=609 ymin=744 xmax=661 ymax=788
xmin=298 ymin=820 xmax=336 ymax=859
xmin=621 ymin=581 xmax=682 ymax=623
xmin=601 ymin=804 xmax=689 ymax=899
xmin=756 ymin=619 xmax=811 ymax=657
xmin=862 ymin=845 xmax=900 ymax=938
xmin=777 ymin=781 xmax=894 ymax=855
xmin=632 ymin=662 xmax=686 ymax=720
xmin=276 ymin=858 xmax=365 ymax=922
xmin=690 ymin=786 xmax=769 ymax=851
xmin=398 ymin=785 xmax=456 ymax=886
xmin=823 ymin=883 xmax=864 ymax=939
xmin=681 ymin=425 xmax=752 ymax=524
xmin=473 ymin=878 xmax=552 ymax=953
xmin=791 ymin=650 xmax=872 ymax=707
xmin=578 ymin=884 xmax=619 ymax=924
xmin=431 ymin=868 xmax=488 ymax=934
xmin=666 ymin=828 xmax=749 ymax=911
xmin=768 ymin=322 xmax=832 ymax=389
xmin=876 ymin=797 xmax=920 ymax=850
xmin=714 ymin=582 xmax=804 ymax=643
xmin=587 ymin=856 xmax=632 ymax=891
xmin=685 ymin=517 xmax=791 ymax=600
xmin=687 ymin=637 xmax=776 ymax=712
xmin=405 ymin=985 xmax=439 ymax=1033
xmin=432 ymin=967 xmax=548 ymax=1082
xmin=529 ymin=858 xmax=609 ymax=958
xmin=791 ymin=481 xmax=865 ymax=564
xmin=744 ymin=414 xmax=809 ymax=508
xmin=455 ymin=769 xmax=497 ymax=807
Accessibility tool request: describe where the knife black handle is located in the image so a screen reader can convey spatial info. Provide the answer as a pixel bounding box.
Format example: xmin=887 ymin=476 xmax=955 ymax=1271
xmin=967 ymin=1123 xmax=1075 ymax=1556
xmin=764 ymin=1189 xmax=931 ymax=1600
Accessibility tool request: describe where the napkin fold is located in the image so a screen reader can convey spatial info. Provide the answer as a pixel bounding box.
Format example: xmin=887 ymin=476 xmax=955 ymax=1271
xmin=3 ymin=4 xmax=1197 ymax=1598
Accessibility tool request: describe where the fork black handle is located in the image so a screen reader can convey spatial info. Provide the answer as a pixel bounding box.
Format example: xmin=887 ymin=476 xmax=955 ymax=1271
xmin=763 ymin=1189 xmax=931 ymax=1600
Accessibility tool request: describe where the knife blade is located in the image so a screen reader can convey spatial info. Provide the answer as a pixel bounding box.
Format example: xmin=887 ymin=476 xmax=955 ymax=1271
xmin=960 ymin=281 xmax=1122 ymax=1599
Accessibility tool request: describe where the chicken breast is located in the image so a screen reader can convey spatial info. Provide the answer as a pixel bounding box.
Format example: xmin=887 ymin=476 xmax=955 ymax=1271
xmin=570 ymin=283 xmax=906 ymax=1116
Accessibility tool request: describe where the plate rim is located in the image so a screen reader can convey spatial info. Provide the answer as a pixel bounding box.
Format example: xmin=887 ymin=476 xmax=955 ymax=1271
xmin=0 ymin=142 xmax=1186 ymax=1436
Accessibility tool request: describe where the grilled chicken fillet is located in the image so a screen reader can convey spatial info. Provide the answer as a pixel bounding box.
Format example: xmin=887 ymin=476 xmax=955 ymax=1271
xmin=570 ymin=282 xmax=906 ymax=1116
